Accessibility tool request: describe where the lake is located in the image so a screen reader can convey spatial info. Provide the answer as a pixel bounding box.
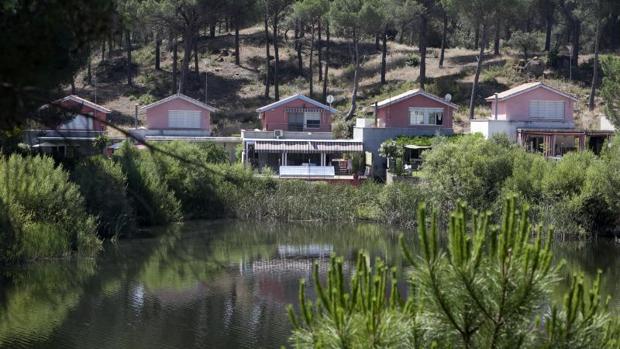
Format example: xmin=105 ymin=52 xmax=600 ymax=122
xmin=0 ymin=220 xmax=618 ymax=349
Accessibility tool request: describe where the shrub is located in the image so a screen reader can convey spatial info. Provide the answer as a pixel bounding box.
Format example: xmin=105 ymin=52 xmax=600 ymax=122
xmin=113 ymin=143 xmax=182 ymax=226
xmin=507 ymin=30 xmax=541 ymax=60
xmin=149 ymin=141 xmax=234 ymax=219
xmin=72 ymin=156 xmax=135 ymax=238
xmin=405 ymin=53 xmax=420 ymax=67
xmin=0 ymin=155 xmax=99 ymax=262
xmin=420 ymin=134 xmax=514 ymax=212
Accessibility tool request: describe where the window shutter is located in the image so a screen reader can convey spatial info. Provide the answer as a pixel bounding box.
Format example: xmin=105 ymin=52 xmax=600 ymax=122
xmin=168 ymin=110 xmax=201 ymax=128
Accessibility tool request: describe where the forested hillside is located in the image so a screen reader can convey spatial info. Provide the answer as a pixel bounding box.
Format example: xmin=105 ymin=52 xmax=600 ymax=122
xmin=3 ymin=0 xmax=620 ymax=135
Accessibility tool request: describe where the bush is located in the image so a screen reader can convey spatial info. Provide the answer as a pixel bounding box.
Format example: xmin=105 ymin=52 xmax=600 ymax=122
xmin=405 ymin=53 xmax=420 ymax=67
xmin=113 ymin=143 xmax=182 ymax=226
xmin=0 ymin=155 xmax=99 ymax=262
xmin=72 ymin=156 xmax=135 ymax=238
xmin=420 ymin=134 xmax=514 ymax=212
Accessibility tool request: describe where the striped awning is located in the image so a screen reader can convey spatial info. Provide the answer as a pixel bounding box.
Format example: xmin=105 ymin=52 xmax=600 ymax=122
xmin=254 ymin=140 xmax=363 ymax=153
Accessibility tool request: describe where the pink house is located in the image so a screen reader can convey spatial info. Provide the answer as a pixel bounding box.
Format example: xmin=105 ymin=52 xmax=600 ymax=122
xmin=471 ymin=82 xmax=590 ymax=157
xmin=373 ymin=89 xmax=457 ymax=130
xmin=256 ymin=94 xmax=337 ymax=132
xmin=54 ymin=95 xmax=111 ymax=132
xmin=141 ymin=93 xmax=216 ymax=135
xmin=485 ymin=82 xmax=577 ymax=123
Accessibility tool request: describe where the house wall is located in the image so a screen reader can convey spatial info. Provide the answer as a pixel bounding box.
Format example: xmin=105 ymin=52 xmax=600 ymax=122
xmin=376 ymin=94 xmax=454 ymax=129
xmin=58 ymin=100 xmax=107 ymax=131
xmin=260 ymin=99 xmax=333 ymax=132
xmin=491 ymin=87 xmax=575 ymax=122
xmin=146 ymin=98 xmax=212 ymax=130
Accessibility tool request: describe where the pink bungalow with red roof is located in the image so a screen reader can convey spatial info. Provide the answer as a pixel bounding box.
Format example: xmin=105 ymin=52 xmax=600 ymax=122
xmin=373 ymin=89 xmax=458 ymax=130
xmin=140 ymin=93 xmax=216 ymax=136
xmin=470 ymin=82 xmax=613 ymax=157
xmin=256 ymin=94 xmax=337 ymax=132
xmin=54 ymin=95 xmax=111 ymax=132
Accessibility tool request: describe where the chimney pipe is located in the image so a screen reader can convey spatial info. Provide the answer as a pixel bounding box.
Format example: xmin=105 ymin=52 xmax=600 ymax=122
xmin=374 ymin=101 xmax=378 ymax=127
xmin=494 ymin=93 xmax=499 ymax=120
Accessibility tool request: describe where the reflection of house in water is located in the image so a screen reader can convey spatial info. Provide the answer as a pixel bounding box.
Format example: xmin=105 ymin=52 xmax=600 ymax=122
xmin=277 ymin=244 xmax=333 ymax=258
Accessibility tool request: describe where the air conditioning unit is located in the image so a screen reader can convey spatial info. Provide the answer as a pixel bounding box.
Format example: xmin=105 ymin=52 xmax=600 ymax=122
xmin=274 ymin=129 xmax=284 ymax=138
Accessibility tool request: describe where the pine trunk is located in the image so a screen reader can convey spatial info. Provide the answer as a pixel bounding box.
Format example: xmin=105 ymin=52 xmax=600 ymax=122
xmin=439 ymin=12 xmax=447 ymax=68
xmin=494 ymin=17 xmax=500 ymax=55
xmin=380 ymin=27 xmax=387 ymax=85
xmin=309 ymin=25 xmax=315 ymax=98
xmin=179 ymin=31 xmax=193 ymax=94
xmin=155 ymin=34 xmax=161 ymax=70
xmin=264 ymin=9 xmax=270 ymax=98
xmin=589 ymin=21 xmax=601 ymax=111
xmin=346 ymin=34 xmax=360 ymax=120
xmin=126 ymin=30 xmax=132 ymax=87
xmin=194 ymin=38 xmax=199 ymax=73
xmin=318 ymin=21 xmax=322 ymax=82
xmin=419 ymin=13 xmax=427 ymax=89
xmin=544 ymin=14 xmax=553 ymax=51
xmin=322 ymin=23 xmax=330 ymax=103
xmin=296 ymin=20 xmax=303 ymax=76
xmin=469 ymin=26 xmax=486 ymax=119
xmin=273 ymin=18 xmax=280 ymax=100
xmin=101 ymin=41 xmax=105 ymax=62
xmin=172 ymin=38 xmax=178 ymax=94
xmin=235 ymin=18 xmax=241 ymax=65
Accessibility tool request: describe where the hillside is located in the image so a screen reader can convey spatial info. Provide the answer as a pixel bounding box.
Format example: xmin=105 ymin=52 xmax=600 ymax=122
xmin=70 ymin=25 xmax=605 ymax=137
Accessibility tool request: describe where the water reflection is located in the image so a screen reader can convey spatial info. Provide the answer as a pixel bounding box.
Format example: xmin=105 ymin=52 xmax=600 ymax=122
xmin=0 ymin=221 xmax=617 ymax=349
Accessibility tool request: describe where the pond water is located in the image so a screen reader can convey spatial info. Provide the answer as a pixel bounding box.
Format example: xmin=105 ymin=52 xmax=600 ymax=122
xmin=0 ymin=220 xmax=618 ymax=349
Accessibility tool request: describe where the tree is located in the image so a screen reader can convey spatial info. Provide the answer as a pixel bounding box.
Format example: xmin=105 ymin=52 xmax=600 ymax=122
xmin=0 ymin=0 xmax=114 ymax=130
xmin=587 ymin=0 xmax=614 ymax=110
xmin=288 ymin=198 xmax=620 ymax=348
xmin=294 ymin=0 xmax=330 ymax=97
xmin=331 ymin=0 xmax=382 ymax=119
xmin=265 ymin=0 xmax=293 ymax=100
xmin=444 ymin=0 xmax=502 ymax=119
xmin=226 ymin=0 xmax=258 ymax=66
xmin=117 ymin=0 xmax=142 ymax=87
xmin=508 ymin=30 xmax=540 ymax=60
xmin=600 ymin=55 xmax=620 ymax=128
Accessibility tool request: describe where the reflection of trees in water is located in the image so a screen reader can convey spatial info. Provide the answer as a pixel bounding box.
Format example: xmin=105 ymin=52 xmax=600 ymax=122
xmin=0 ymin=260 xmax=96 ymax=347
xmin=1 ymin=221 xmax=617 ymax=348
xmin=551 ymin=240 xmax=620 ymax=312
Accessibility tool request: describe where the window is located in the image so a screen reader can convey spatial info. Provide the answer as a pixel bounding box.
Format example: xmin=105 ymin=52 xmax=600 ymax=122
xmin=409 ymin=108 xmax=443 ymax=125
xmin=528 ymin=100 xmax=565 ymax=119
xmin=304 ymin=111 xmax=321 ymax=129
xmin=60 ymin=114 xmax=93 ymax=130
xmin=287 ymin=111 xmax=304 ymax=131
xmin=168 ymin=110 xmax=201 ymax=128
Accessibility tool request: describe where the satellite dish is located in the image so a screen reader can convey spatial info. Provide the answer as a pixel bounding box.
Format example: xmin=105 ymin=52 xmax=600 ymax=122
xmin=326 ymin=95 xmax=335 ymax=104
xmin=444 ymin=93 xmax=452 ymax=102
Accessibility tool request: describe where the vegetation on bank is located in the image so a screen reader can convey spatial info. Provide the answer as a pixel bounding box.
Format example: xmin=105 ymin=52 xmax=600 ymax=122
xmin=288 ymin=199 xmax=620 ymax=348
xmin=1 ymin=134 xmax=619 ymax=264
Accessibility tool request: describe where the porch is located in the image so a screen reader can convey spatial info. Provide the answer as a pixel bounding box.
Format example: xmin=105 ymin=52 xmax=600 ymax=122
xmin=243 ymin=139 xmax=364 ymax=178
xmin=517 ymin=128 xmax=586 ymax=157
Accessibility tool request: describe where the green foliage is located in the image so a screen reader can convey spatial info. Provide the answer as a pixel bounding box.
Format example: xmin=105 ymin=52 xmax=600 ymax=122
xmin=378 ymin=140 xmax=403 ymax=159
xmin=289 ymin=198 xmax=619 ymax=348
xmin=72 ymin=157 xmax=135 ymax=238
xmin=113 ymin=142 xmax=182 ymax=226
xmin=0 ymin=0 xmax=114 ymax=129
xmin=420 ymin=134 xmax=514 ymax=212
xmin=405 ymin=53 xmax=420 ymax=67
xmin=601 ymin=55 xmax=620 ymax=128
xmin=0 ymin=155 xmax=99 ymax=263
xmin=507 ymin=30 xmax=541 ymax=59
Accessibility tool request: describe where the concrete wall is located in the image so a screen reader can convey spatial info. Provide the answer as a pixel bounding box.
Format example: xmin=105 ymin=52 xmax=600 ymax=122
xmin=354 ymin=126 xmax=453 ymax=178
xmin=260 ymin=98 xmax=333 ymax=132
xmin=242 ymin=130 xmax=334 ymax=140
xmin=490 ymin=87 xmax=575 ymax=122
xmin=145 ymin=97 xmax=212 ymax=131
xmin=376 ymin=94 xmax=454 ymax=128
xmin=600 ymin=116 xmax=616 ymax=131
xmin=471 ymin=119 xmax=576 ymax=140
